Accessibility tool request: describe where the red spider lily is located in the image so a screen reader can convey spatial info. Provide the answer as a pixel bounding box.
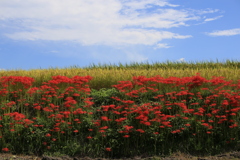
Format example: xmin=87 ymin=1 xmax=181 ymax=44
xmin=136 ymin=129 xmax=145 ymax=133
xmin=45 ymin=133 xmax=51 ymax=137
xmin=1 ymin=74 xmax=240 ymax=156
xmin=184 ymin=123 xmax=191 ymax=127
xmin=140 ymin=121 xmax=151 ymax=126
xmin=10 ymin=129 xmax=15 ymax=132
xmin=201 ymin=123 xmax=209 ymax=127
xmin=23 ymin=119 xmax=34 ymax=125
xmin=43 ymin=107 xmax=53 ymax=112
xmin=2 ymin=148 xmax=9 ymax=152
xmin=60 ymin=111 xmax=71 ymax=118
xmin=119 ymin=130 xmax=129 ymax=134
xmin=72 ymin=108 xmax=87 ymax=115
xmin=100 ymin=126 xmax=108 ymax=130
xmin=52 ymin=127 xmax=61 ymax=132
xmin=33 ymin=105 xmax=41 ymax=110
xmin=123 ymin=135 xmax=130 ymax=138
xmin=123 ymin=125 xmax=134 ymax=131
xmin=64 ymin=97 xmax=77 ymax=107
xmin=73 ymin=130 xmax=79 ymax=133
xmin=87 ymin=136 xmax=92 ymax=139
xmin=121 ymin=100 xmax=135 ymax=104
xmin=74 ymin=119 xmax=80 ymax=122
xmin=8 ymin=112 xmax=26 ymax=121
xmin=93 ymin=120 xmax=101 ymax=126
xmin=84 ymin=100 xmax=94 ymax=106
xmin=171 ymin=129 xmax=181 ymax=134
xmin=0 ymin=76 xmax=34 ymax=88
xmin=115 ymin=117 xmax=127 ymax=123
xmin=101 ymin=105 xmax=115 ymax=111
xmin=229 ymin=123 xmax=238 ymax=128
xmin=101 ymin=116 xmax=111 ymax=121
xmin=99 ymin=130 xmax=105 ymax=133
xmin=5 ymin=101 xmax=16 ymax=107
xmin=105 ymin=147 xmax=111 ymax=151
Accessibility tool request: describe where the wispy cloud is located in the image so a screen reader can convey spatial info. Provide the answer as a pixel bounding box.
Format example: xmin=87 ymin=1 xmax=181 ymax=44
xmin=154 ymin=43 xmax=172 ymax=49
xmin=0 ymin=0 xmax=220 ymax=47
xmin=177 ymin=58 xmax=185 ymax=62
xmin=206 ymin=28 xmax=240 ymax=36
xmin=204 ymin=15 xmax=223 ymax=22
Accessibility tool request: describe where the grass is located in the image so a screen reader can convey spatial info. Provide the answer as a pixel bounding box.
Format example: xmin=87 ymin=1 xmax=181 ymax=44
xmin=1 ymin=59 xmax=240 ymax=90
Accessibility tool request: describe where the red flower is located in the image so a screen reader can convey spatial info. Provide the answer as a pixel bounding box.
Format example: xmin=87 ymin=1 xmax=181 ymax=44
xmin=24 ymin=119 xmax=34 ymax=125
xmin=106 ymin=148 xmax=111 ymax=151
xmin=100 ymin=126 xmax=108 ymax=130
xmin=99 ymin=130 xmax=105 ymax=133
xmin=2 ymin=148 xmax=9 ymax=152
xmin=136 ymin=129 xmax=145 ymax=133
xmin=74 ymin=119 xmax=80 ymax=122
xmin=45 ymin=133 xmax=51 ymax=137
xmin=73 ymin=130 xmax=79 ymax=133
xmin=101 ymin=116 xmax=111 ymax=121
xmin=123 ymin=125 xmax=134 ymax=131
xmin=10 ymin=129 xmax=15 ymax=132
xmin=123 ymin=135 xmax=130 ymax=138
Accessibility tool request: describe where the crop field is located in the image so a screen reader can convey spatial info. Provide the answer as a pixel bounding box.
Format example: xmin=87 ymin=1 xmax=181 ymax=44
xmin=0 ymin=60 xmax=240 ymax=159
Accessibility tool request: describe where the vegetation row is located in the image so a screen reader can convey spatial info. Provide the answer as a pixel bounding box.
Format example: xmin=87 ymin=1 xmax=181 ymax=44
xmin=1 ymin=60 xmax=240 ymax=90
xmin=0 ymin=73 xmax=240 ymax=158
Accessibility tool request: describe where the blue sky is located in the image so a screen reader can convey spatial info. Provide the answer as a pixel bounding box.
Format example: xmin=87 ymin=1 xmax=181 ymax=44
xmin=0 ymin=0 xmax=240 ymax=70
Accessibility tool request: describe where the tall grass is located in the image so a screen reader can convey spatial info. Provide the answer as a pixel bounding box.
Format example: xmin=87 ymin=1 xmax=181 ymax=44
xmin=0 ymin=60 xmax=240 ymax=90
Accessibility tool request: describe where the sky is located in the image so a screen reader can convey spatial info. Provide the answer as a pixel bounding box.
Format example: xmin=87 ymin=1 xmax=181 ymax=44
xmin=0 ymin=0 xmax=240 ymax=70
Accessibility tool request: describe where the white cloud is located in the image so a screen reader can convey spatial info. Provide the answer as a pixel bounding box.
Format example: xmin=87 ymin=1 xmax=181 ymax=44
xmin=204 ymin=15 xmax=223 ymax=22
xmin=154 ymin=43 xmax=172 ymax=49
xmin=196 ymin=8 xmax=220 ymax=15
xmin=206 ymin=28 xmax=240 ymax=36
xmin=177 ymin=58 xmax=185 ymax=62
xmin=0 ymin=0 xmax=220 ymax=47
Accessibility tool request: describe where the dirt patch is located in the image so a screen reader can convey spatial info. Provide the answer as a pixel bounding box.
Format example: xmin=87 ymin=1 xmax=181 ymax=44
xmin=1 ymin=151 xmax=240 ymax=160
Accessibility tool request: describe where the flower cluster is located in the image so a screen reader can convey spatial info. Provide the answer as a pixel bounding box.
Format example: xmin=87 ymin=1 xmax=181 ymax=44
xmin=0 ymin=74 xmax=239 ymax=157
